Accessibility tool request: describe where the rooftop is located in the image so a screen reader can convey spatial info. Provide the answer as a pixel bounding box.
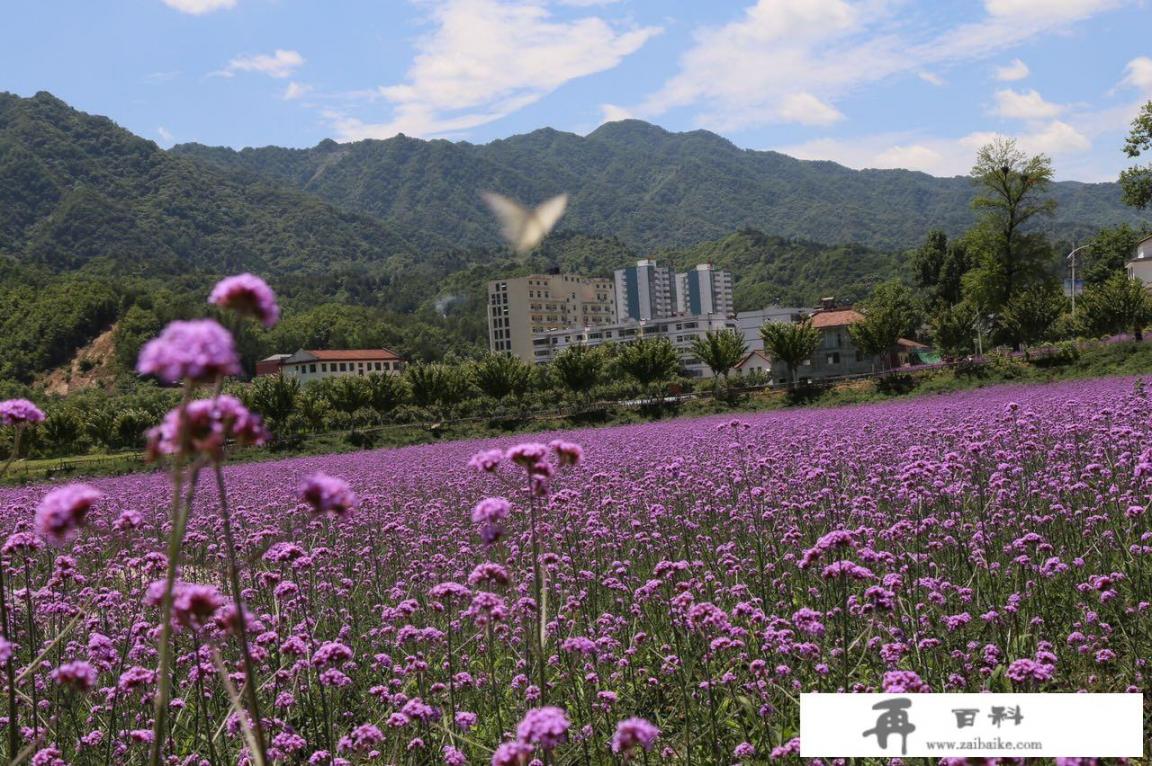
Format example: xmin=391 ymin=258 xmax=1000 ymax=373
xmin=810 ymin=309 xmax=864 ymax=329
xmin=288 ymin=348 xmax=402 ymax=362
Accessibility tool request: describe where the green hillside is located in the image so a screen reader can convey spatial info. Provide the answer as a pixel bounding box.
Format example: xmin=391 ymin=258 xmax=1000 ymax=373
xmin=0 ymin=91 xmax=420 ymax=276
xmin=173 ymin=119 xmax=1143 ymax=252
xmin=0 ymin=91 xmax=1140 ymax=386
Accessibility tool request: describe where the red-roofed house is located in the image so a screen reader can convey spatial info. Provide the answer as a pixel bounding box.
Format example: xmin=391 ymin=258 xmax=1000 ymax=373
xmin=735 ymin=300 xmax=928 ymax=384
xmin=804 ymin=306 xmax=872 ymax=380
xmin=281 ymin=348 xmax=405 ymax=383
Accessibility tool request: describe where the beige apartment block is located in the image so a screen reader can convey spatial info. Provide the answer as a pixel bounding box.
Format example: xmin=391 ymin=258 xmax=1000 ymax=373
xmin=487 ymin=274 xmax=617 ymax=362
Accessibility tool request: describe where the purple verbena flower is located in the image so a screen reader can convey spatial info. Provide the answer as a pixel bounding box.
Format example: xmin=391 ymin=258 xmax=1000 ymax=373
xmin=35 ymin=484 xmax=101 ymax=546
xmin=209 ymin=273 xmax=280 ymax=328
xmin=136 ymin=319 xmax=241 ymax=383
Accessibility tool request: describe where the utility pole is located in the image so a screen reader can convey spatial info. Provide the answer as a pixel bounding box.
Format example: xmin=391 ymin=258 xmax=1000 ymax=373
xmin=1067 ymin=245 xmax=1090 ymax=318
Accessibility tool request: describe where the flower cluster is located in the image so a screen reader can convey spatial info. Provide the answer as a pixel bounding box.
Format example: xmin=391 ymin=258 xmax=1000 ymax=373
xmin=0 ymin=399 xmax=45 ymax=426
xmin=136 ymin=319 xmax=241 ymax=384
xmin=208 ymin=273 xmax=280 ymax=328
xmin=146 ymin=395 xmax=268 ymax=460
xmin=300 ymin=473 xmax=357 ymax=516
xmin=34 ymin=484 xmax=101 ymax=546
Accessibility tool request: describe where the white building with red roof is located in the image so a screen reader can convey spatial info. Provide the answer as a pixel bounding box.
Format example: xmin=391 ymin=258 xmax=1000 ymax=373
xmin=278 ymin=348 xmax=405 ymax=383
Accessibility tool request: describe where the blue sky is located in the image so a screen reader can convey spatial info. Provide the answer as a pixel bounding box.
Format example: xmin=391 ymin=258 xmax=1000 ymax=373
xmin=3 ymin=0 xmax=1151 ymax=181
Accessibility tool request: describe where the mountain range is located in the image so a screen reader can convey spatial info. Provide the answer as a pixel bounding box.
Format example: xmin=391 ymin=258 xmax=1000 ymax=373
xmin=173 ymin=119 xmax=1142 ymax=253
xmin=0 ymin=90 xmax=1146 ymax=384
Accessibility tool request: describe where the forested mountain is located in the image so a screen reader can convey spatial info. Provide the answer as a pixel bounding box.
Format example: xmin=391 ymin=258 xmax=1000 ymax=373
xmin=0 ymin=91 xmax=421 ymax=276
xmin=173 ymin=119 xmax=1142 ymax=252
xmin=0 ymin=91 xmax=1140 ymax=386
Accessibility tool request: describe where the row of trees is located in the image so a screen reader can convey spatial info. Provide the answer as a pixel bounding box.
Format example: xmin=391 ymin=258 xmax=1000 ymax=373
xmin=237 ymin=340 xmax=696 ymax=438
xmin=845 ymin=121 xmax=1152 ymax=359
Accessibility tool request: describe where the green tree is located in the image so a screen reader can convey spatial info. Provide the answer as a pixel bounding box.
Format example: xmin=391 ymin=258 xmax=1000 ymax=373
xmin=850 ymin=280 xmax=925 ymax=370
xmin=1120 ymin=100 xmax=1152 ymax=210
xmin=470 ymin=353 xmax=533 ymax=401
xmin=295 ymin=388 xmax=331 ymax=432
xmin=1000 ymin=282 xmax=1068 ymax=347
xmin=760 ymin=318 xmax=821 ymax=387
xmin=405 ymin=363 xmax=471 ymax=411
xmin=245 ymin=374 xmax=300 ymax=428
xmin=616 ymin=338 xmax=680 ymax=391
xmin=929 ymin=302 xmax=980 ymax=359
xmin=84 ymin=407 xmax=119 ymax=450
xmin=319 ymin=376 xmax=371 ymax=417
xmin=965 ymin=138 xmax=1056 ymax=313
xmin=689 ymin=329 xmax=748 ymax=383
xmin=1079 ymin=273 xmax=1152 ymax=341
xmin=365 ymin=373 xmax=407 ymax=418
xmin=849 ymin=312 xmax=904 ymax=371
xmin=550 ymin=345 xmax=603 ymax=401
xmin=113 ymin=409 xmax=153 ymax=449
xmin=912 ymin=230 xmax=973 ymax=308
xmin=1082 ymin=224 xmax=1150 ymax=286
xmin=41 ymin=409 xmax=83 ymax=456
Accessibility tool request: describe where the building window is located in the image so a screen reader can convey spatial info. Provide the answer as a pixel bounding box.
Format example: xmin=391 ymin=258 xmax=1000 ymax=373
xmin=827 ymin=352 xmax=840 ymax=365
xmin=339 ymin=363 xmax=347 ymax=372
xmin=309 ymin=364 xmax=316 ymax=373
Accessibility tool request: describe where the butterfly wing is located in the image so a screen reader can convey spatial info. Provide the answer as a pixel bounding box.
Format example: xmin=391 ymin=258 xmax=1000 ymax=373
xmin=482 ymin=192 xmax=531 ymax=252
xmin=482 ymin=191 xmax=568 ymax=253
xmin=532 ymin=193 xmax=568 ymax=235
xmin=515 ymin=193 xmax=568 ymax=253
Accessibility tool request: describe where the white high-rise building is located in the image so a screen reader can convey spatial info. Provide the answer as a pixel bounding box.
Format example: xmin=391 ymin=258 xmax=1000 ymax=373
xmin=675 ymin=263 xmax=734 ymax=317
xmin=614 ymin=259 xmax=677 ymax=322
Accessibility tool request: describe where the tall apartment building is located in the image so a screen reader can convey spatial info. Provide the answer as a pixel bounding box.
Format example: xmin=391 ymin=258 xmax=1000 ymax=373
xmin=487 ymin=274 xmax=616 ymax=362
xmin=675 ymin=263 xmax=734 ymax=317
xmin=614 ymin=259 xmax=677 ymax=322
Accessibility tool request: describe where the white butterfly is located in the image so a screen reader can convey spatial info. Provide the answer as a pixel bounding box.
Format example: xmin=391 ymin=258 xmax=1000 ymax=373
xmin=481 ymin=192 xmax=568 ymax=254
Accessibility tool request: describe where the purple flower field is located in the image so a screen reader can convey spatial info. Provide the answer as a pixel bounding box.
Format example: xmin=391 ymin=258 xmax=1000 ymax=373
xmin=1 ymin=376 xmax=1151 ymax=764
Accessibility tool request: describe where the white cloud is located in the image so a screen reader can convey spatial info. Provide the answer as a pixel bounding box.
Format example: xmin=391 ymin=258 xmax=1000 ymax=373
xmin=1025 ymin=119 xmax=1091 ymax=154
xmin=157 ymin=126 xmax=175 ymax=144
xmin=993 ymin=88 xmax=1064 ymax=120
xmin=1121 ymin=56 xmax=1152 ymax=94
xmin=629 ymin=0 xmax=1125 ymax=132
xmin=162 ymin=0 xmax=236 ymax=14
xmin=874 ymin=143 xmax=946 ymax=170
xmin=918 ymin=72 xmax=945 ymax=87
xmin=600 ymin=103 xmax=634 ymax=122
xmin=778 ymin=119 xmax=1091 ymax=177
xmin=983 ymin=0 xmax=1119 ymax=18
xmin=777 ymin=93 xmax=844 ymax=125
xmin=928 ymin=0 xmax=1126 ymax=62
xmin=283 ymin=81 xmax=312 ymax=100
xmin=779 ymin=134 xmax=965 ymax=176
xmin=333 ymin=0 xmax=659 ymax=139
xmin=216 ymin=49 xmax=305 ymax=79
xmin=996 ymin=58 xmax=1030 ymax=81
xmin=634 ymin=0 xmax=895 ymax=129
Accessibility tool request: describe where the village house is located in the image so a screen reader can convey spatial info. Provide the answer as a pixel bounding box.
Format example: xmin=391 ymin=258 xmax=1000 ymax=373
xmin=735 ymin=300 xmax=928 ymax=385
xmin=259 ymin=349 xmax=405 ymax=383
xmin=733 ymin=350 xmax=773 ymax=378
xmin=1126 ymin=234 xmax=1152 ymax=288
